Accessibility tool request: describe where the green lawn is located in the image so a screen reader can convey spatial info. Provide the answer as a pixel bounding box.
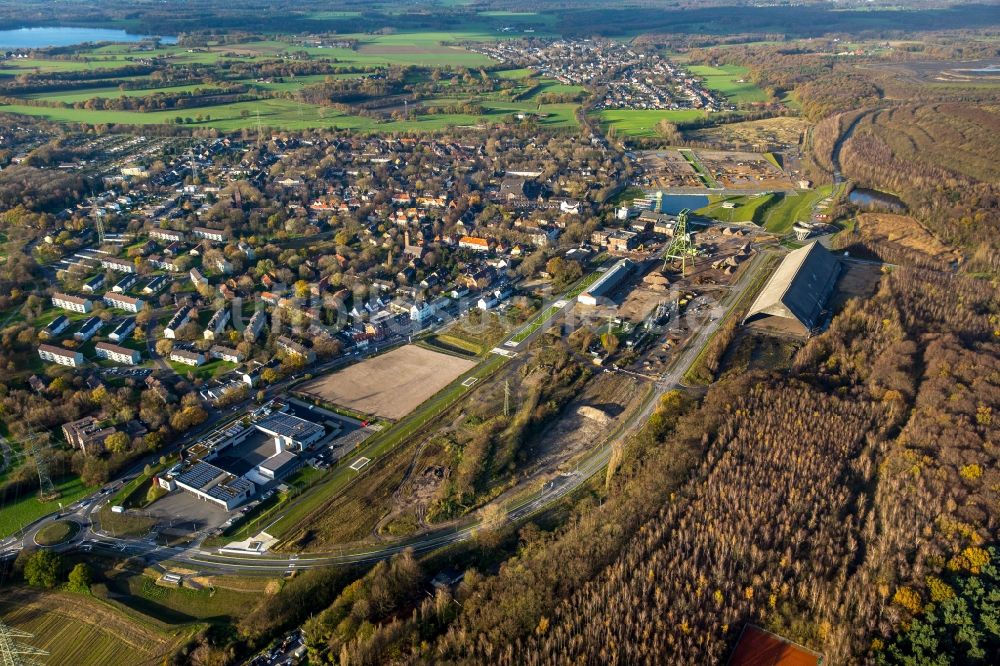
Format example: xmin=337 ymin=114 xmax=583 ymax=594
xmin=2 ymin=95 xmax=578 ymax=131
xmin=167 ymin=358 xmax=235 ymax=381
xmin=596 ymin=109 xmax=709 ymax=137
xmin=696 ymin=193 xmax=779 ymax=224
xmin=760 ymin=185 xmax=834 ymax=234
xmin=27 ymin=82 xmax=229 ymax=104
xmin=0 ymin=476 xmax=93 ymax=538
xmin=686 ymin=64 xmax=770 ymax=104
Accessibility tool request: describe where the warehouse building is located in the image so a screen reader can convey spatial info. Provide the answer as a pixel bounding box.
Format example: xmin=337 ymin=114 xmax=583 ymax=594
xmin=742 ymin=241 xmax=840 ymax=337
xmin=167 ymin=461 xmax=255 ymax=511
xmin=577 ymin=259 xmax=635 ymax=307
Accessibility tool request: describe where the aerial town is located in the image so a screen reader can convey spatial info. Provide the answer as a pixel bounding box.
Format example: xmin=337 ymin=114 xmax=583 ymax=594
xmin=0 ymin=2 xmax=996 ymax=666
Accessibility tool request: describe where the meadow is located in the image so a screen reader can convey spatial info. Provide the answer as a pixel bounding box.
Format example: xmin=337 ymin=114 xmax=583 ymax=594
xmin=686 ymin=64 xmax=771 ymax=104
xmin=0 ymin=476 xmax=92 ymax=538
xmin=596 ymin=109 xmax=708 ymax=137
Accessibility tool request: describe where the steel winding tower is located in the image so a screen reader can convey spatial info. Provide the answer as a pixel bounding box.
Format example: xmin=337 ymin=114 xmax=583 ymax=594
xmin=663 ymin=208 xmax=698 ymax=276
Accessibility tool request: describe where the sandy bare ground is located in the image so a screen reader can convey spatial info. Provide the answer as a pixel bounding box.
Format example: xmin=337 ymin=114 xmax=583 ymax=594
xmin=298 ymin=345 xmax=475 ymax=420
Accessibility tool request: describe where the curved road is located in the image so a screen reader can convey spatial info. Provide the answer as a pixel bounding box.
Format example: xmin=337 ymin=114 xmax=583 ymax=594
xmin=2 ymin=254 xmax=772 ymax=575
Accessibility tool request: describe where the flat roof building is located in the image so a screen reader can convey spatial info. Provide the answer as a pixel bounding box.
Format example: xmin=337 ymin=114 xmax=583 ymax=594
xmin=173 ymin=461 xmax=254 ymax=510
xmin=62 ymin=416 xmax=114 ymax=454
xmin=743 ymin=241 xmax=840 ymax=337
xmin=256 ymin=412 xmax=325 ymax=451
xmin=256 ymin=450 xmax=301 ymax=481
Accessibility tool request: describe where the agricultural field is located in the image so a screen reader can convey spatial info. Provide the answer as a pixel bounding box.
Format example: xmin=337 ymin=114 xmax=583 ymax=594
xmin=297 ymin=345 xmax=477 ymax=420
xmin=596 ymin=109 xmax=708 ymax=138
xmin=0 ymin=587 xmax=188 ymax=666
xmin=686 ymin=64 xmax=771 ymax=104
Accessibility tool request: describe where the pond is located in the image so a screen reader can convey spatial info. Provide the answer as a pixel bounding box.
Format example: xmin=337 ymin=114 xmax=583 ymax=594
xmin=848 ymin=188 xmax=906 ymax=211
xmin=658 ymin=194 xmax=709 ymax=215
xmin=0 ymin=27 xmax=176 ymax=49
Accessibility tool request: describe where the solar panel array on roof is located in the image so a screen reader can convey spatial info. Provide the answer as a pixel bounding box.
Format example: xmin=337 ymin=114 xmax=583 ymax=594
xmin=176 ymin=461 xmax=224 ymax=490
xmin=257 ymin=412 xmax=324 ymax=440
xmin=208 ymin=476 xmax=254 ymax=501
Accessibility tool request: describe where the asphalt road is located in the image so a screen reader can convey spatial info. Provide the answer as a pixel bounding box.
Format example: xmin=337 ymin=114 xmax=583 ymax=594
xmin=1 ymin=255 xmax=772 ymax=576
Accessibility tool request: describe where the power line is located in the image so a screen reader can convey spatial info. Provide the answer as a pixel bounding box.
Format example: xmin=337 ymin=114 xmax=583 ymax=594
xmin=0 ymin=622 xmax=48 ymax=666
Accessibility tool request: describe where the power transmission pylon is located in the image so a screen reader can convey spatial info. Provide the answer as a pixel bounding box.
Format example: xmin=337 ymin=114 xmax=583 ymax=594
xmin=23 ymin=433 xmax=58 ymax=502
xmin=95 ymin=214 xmax=106 ymax=245
xmin=503 ymin=380 xmax=511 ymax=418
xmin=0 ymin=621 xmax=48 ymax=666
xmin=662 ymin=208 xmax=698 ymax=276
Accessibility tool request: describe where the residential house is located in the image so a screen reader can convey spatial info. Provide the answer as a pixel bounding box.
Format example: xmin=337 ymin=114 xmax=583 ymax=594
xmin=108 ymin=317 xmax=136 ymax=342
xmin=103 ymin=292 xmax=145 ymax=313
xmin=112 ymin=274 xmax=138 ymax=293
xmin=38 ymin=344 xmax=84 ymax=367
xmin=52 ymin=293 xmax=93 ymax=313
xmin=82 ymin=275 xmax=105 ymax=293
xmin=164 ymin=305 xmax=192 ymax=339
xmin=209 ymin=345 xmax=244 ymax=363
xmin=62 ymin=416 xmax=114 ymax=454
xmin=191 ymin=226 xmax=228 ymax=242
xmin=276 ymin=336 xmax=315 ymax=363
xmin=96 ymin=342 xmax=141 ymax=365
xmin=170 ymin=349 xmax=205 ymax=366
xmin=74 ymin=317 xmax=103 ymax=342
xmin=101 ymin=256 xmax=135 ymax=273
xmin=203 ymin=307 xmax=230 ymax=340
xmin=42 ymin=315 xmax=70 ymax=338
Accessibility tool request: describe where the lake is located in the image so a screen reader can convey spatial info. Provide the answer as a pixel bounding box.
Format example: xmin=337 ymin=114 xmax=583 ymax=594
xmin=849 ymin=188 xmax=905 ymax=211
xmin=0 ymin=27 xmax=176 ymax=49
xmin=658 ymin=194 xmax=709 ymax=214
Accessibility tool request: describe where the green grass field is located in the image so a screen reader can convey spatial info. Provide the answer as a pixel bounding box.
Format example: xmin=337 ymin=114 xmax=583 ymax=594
xmin=110 ymin=574 xmax=256 ymax=623
xmin=596 ymin=109 xmax=709 ymax=137
xmin=686 ymin=64 xmax=770 ymax=104
xmin=0 ymin=476 xmax=93 ymax=538
xmin=34 ymin=520 xmax=79 ymax=546
xmin=760 ymin=185 xmax=834 ymax=234
xmin=1 ymin=94 xmax=579 ymax=131
xmin=696 ymin=193 xmax=778 ymax=224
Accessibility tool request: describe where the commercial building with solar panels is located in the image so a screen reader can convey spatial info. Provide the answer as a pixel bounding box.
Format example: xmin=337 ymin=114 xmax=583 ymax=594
xmin=168 ymin=460 xmax=255 ymax=510
xmin=255 ymin=412 xmax=326 ymax=451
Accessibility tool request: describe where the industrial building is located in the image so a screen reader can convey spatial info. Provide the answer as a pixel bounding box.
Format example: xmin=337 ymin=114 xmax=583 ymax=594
xmin=166 ymin=461 xmax=255 ymax=511
xmin=256 ymin=412 xmax=326 ymax=451
xmin=577 ymin=259 xmax=635 ymax=307
xmin=159 ymin=402 xmax=334 ymax=510
xmin=742 ymin=241 xmax=840 ymax=337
